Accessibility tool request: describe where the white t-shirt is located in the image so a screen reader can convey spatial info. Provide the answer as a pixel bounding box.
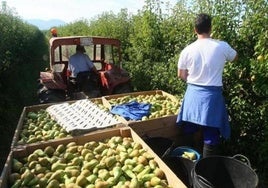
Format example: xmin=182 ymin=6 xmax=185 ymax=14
xmin=178 ymin=38 xmax=237 ymax=86
xmin=68 ymin=53 xmax=94 ymax=77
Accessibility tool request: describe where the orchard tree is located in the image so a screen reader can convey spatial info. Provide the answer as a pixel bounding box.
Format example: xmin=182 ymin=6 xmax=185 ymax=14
xmin=128 ymin=0 xmax=164 ymax=62
xmin=0 ymin=1 xmax=48 ymax=167
xmin=56 ymin=19 xmax=90 ymax=36
xmin=89 ymin=9 xmax=132 ymax=60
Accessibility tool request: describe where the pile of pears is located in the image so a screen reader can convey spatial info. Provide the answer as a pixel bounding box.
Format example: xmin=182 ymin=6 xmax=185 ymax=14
xmin=17 ymin=109 xmax=71 ymax=145
xmin=10 ymin=136 xmax=172 ymax=188
xmin=107 ymin=94 xmax=181 ymax=120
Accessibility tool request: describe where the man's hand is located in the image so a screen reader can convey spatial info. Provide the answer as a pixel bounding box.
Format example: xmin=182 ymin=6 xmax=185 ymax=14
xmin=92 ymin=66 xmax=99 ymax=75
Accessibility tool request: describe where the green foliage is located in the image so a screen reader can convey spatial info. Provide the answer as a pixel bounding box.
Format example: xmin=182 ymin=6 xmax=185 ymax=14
xmin=0 ymin=4 xmax=48 ymax=154
xmin=56 ymin=19 xmax=90 ymax=36
xmin=123 ymin=59 xmax=153 ymax=91
xmin=89 ymin=9 xmax=132 ymax=59
xmin=129 ymin=0 xmax=165 ymax=62
xmin=149 ymin=57 xmax=186 ymax=96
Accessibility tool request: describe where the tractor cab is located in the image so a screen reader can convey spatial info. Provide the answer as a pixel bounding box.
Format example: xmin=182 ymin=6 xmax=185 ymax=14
xmin=38 ymin=29 xmax=132 ymax=103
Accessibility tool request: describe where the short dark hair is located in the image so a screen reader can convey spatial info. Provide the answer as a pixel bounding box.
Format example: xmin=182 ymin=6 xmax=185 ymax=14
xmin=76 ymin=45 xmax=86 ymax=52
xmin=195 ymin=13 xmax=212 ymax=34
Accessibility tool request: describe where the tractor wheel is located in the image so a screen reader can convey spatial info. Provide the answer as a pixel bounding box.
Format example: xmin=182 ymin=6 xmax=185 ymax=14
xmin=113 ymin=82 xmax=133 ymax=94
xmin=38 ymin=86 xmax=66 ymax=104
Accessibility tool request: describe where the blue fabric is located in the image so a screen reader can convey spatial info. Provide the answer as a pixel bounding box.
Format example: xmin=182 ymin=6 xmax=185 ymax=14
xmin=177 ymin=84 xmax=230 ymax=139
xmin=110 ymin=101 xmax=151 ymax=121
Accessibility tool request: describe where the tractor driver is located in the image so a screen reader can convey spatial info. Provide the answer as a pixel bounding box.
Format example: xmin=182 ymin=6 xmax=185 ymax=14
xmin=67 ymin=45 xmax=99 ymax=96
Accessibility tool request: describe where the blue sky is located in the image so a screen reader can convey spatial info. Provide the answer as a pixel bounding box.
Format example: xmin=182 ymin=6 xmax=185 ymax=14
xmin=6 ymin=0 xmax=177 ymax=23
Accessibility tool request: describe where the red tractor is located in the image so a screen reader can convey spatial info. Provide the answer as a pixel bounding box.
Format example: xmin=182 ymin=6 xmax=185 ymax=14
xmin=38 ymin=29 xmax=132 ymax=103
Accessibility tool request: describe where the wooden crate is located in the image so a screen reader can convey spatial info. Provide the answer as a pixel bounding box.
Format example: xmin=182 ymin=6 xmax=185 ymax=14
xmin=0 ymin=127 xmax=187 ymax=188
xmin=11 ymin=98 xmax=124 ymax=149
xmin=103 ymin=90 xmax=183 ymax=142
xmin=10 ymin=102 xmax=58 ymax=149
xmin=103 ymin=90 xmax=178 ymax=102
xmin=127 ymin=115 xmax=182 ymax=141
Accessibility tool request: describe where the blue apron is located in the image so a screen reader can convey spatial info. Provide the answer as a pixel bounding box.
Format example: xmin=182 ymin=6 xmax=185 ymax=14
xmin=176 ymin=84 xmax=230 ymax=139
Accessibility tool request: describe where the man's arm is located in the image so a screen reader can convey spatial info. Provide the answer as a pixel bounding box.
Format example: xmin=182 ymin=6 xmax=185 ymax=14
xmin=92 ymin=66 xmax=99 ymax=75
xmin=178 ymin=69 xmax=188 ymax=81
xmin=232 ymin=53 xmax=238 ymax=62
xmin=85 ymin=54 xmax=99 ymax=75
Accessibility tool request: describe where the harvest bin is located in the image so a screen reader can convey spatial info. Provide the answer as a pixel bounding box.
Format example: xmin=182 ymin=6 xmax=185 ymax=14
xmin=10 ymin=98 xmax=125 ymax=149
xmin=0 ymin=127 xmax=187 ymax=188
xmin=103 ymin=90 xmax=183 ymax=142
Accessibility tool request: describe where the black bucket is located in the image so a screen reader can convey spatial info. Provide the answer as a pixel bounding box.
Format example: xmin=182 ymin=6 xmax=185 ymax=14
xmin=144 ymin=137 xmax=173 ymax=157
xmin=163 ymin=156 xmax=194 ymax=187
xmin=192 ymin=154 xmax=259 ymax=188
xmin=163 ymin=146 xmax=201 ymax=188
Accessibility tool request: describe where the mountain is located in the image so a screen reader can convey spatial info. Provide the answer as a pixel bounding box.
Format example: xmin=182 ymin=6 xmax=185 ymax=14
xmin=26 ymin=19 xmax=66 ymax=30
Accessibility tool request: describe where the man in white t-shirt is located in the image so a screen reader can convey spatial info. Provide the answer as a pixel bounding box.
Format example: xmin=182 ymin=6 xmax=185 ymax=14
xmin=176 ymin=13 xmax=237 ymax=157
xmin=67 ymin=45 xmax=99 ymax=94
